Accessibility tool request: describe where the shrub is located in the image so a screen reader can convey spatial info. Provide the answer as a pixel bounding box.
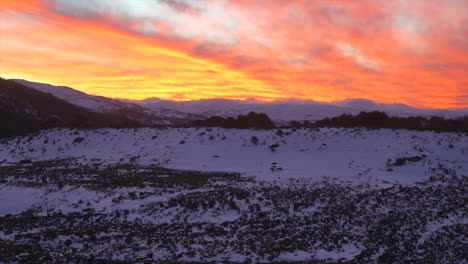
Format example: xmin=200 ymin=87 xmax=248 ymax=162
xmin=251 ymin=136 xmax=259 ymax=145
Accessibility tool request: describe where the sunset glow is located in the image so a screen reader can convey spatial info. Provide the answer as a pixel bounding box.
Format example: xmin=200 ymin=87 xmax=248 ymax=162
xmin=1 ymin=0 xmax=467 ymax=108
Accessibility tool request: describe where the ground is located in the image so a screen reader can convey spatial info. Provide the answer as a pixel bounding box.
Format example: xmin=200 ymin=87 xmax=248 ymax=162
xmin=0 ymin=128 xmax=466 ymax=263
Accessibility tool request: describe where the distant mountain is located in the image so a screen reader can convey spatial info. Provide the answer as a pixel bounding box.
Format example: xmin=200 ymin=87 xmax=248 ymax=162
xmin=11 ymin=79 xmax=202 ymax=126
xmin=125 ymin=97 xmax=468 ymax=125
xmin=0 ymin=78 xmax=145 ymax=138
xmin=8 ymin=78 xmax=467 ymax=129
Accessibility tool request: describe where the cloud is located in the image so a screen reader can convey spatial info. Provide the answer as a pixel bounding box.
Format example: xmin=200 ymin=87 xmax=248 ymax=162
xmin=51 ymin=0 xmax=240 ymax=44
xmin=0 ymin=0 xmax=467 ymax=108
xmin=336 ymin=42 xmax=380 ymax=71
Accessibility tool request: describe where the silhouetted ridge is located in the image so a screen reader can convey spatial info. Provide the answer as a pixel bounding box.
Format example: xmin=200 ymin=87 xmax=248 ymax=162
xmin=290 ymin=111 xmax=468 ymax=132
xmin=0 ymin=78 xmax=142 ymax=138
xmin=192 ymin=111 xmax=275 ymax=129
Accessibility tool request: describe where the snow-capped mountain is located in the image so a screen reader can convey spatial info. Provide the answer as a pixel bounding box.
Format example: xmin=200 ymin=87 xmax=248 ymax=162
xmin=12 ymin=79 xmax=133 ymax=113
xmin=11 ymin=79 xmax=202 ymax=125
xmin=126 ymin=97 xmax=468 ymax=124
xmin=0 ymin=78 xmax=150 ymax=138
xmin=11 ymin=79 xmax=467 ymax=127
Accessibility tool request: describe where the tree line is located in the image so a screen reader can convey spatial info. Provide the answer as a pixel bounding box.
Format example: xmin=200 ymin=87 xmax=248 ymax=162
xmin=290 ymin=111 xmax=468 ymax=132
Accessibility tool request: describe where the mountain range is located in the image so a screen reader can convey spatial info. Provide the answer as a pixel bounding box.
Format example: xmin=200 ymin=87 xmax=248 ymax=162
xmin=1 ymin=78 xmax=467 ymax=138
xmin=0 ymin=78 xmax=201 ymax=137
xmin=126 ymin=97 xmax=468 ymax=125
xmin=11 ymin=79 xmax=202 ymax=124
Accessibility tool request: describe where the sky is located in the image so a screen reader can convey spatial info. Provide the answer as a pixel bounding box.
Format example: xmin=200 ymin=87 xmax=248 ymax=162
xmin=0 ymin=0 xmax=467 ymax=108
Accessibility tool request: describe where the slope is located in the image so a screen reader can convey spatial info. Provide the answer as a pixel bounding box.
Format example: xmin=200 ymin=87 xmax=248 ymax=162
xmin=11 ymin=79 xmax=203 ymax=125
xmin=0 ymin=78 xmax=142 ymax=137
xmin=1 ymin=127 xmax=466 ymax=185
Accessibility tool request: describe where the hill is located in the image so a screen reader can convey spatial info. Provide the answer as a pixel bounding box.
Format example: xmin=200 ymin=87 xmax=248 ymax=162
xmin=11 ymin=79 xmax=202 ymax=126
xmin=0 ymin=78 xmax=143 ymax=137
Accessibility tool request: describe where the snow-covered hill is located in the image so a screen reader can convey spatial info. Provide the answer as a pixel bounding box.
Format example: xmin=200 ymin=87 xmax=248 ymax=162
xmin=0 ymin=78 xmax=152 ymax=138
xmin=12 ymin=79 xmax=136 ymax=113
xmin=11 ymin=79 xmax=202 ymax=125
xmin=127 ymin=97 xmax=468 ymax=124
xmin=11 ymin=79 xmax=468 ymax=125
xmin=1 ymin=127 xmax=466 ymax=184
xmin=0 ymin=127 xmax=466 ymax=263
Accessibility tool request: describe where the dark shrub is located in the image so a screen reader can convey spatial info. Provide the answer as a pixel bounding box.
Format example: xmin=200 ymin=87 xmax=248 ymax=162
xmin=251 ymin=136 xmax=259 ymax=145
xmin=73 ymin=137 xmax=85 ymax=143
xmin=191 ymin=112 xmax=275 ymax=129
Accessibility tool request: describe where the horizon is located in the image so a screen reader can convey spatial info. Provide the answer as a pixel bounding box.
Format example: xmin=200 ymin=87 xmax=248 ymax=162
xmin=8 ymin=77 xmax=468 ymax=111
xmin=0 ymin=2 xmax=467 ymax=261
xmin=1 ymin=1 xmax=467 ymax=108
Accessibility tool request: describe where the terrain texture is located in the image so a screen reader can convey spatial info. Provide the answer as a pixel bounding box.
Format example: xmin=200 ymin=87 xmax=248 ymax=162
xmin=0 ymin=128 xmax=466 ymax=263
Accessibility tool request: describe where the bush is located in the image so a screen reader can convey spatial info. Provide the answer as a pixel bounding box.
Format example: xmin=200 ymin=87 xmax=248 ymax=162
xmin=191 ymin=112 xmax=275 ymax=129
xmin=251 ymin=136 xmax=259 ymax=145
xmin=291 ymin=111 xmax=468 ymax=132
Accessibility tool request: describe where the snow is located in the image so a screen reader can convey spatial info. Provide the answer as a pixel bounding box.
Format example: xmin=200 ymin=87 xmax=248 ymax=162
xmin=0 ymin=127 xmax=466 ymax=185
xmin=11 ymin=79 xmax=126 ymax=113
xmin=314 ymin=244 xmax=362 ymax=260
xmin=276 ymin=250 xmax=314 ymax=261
xmin=276 ymin=244 xmax=361 ymax=262
xmin=0 ymin=186 xmax=45 ymax=215
xmin=0 ymin=126 xmax=465 ymax=263
xmin=10 ymin=79 xmax=201 ymax=124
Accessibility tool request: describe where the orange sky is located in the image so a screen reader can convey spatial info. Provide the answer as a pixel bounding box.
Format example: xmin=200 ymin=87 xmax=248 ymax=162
xmin=1 ymin=0 xmax=467 ymax=108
